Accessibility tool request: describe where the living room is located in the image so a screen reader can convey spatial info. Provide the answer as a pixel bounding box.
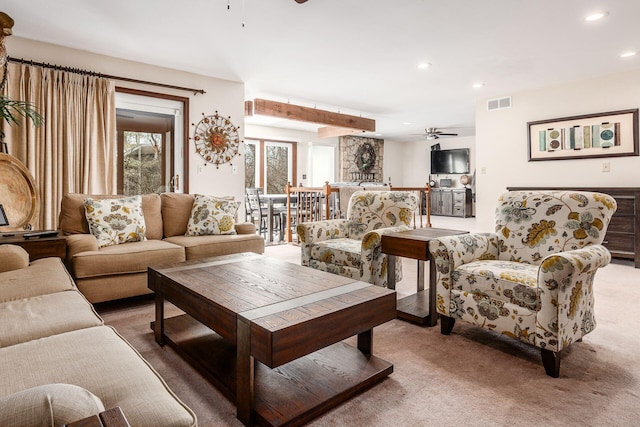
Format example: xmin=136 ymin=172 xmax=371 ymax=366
xmin=2 ymin=1 xmax=640 ymax=426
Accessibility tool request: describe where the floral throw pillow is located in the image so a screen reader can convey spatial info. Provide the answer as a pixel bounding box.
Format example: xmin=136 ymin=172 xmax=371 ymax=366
xmin=186 ymin=194 xmax=238 ymax=236
xmin=84 ymin=196 xmax=147 ymax=248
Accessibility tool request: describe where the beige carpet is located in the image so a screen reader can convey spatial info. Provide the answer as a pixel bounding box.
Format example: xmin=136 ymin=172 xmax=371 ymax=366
xmin=97 ymin=244 xmax=640 ymax=427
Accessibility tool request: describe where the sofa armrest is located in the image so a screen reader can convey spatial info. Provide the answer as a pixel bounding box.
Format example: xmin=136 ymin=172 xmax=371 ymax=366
xmin=428 ymin=232 xmax=499 ymax=316
xmin=359 ymin=225 xmax=410 ymax=286
xmin=0 ymin=244 xmax=30 ymax=272
xmin=297 ymin=219 xmax=350 ymax=266
xmin=66 ymin=234 xmax=99 ymax=260
xmin=0 ymin=384 xmax=106 ymax=427
xmin=536 ymin=244 xmax=611 ymax=351
xmin=234 ymin=222 xmax=257 ymax=235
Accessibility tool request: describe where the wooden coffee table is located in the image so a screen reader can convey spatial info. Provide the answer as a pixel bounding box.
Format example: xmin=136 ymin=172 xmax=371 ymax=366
xmin=148 ymin=253 xmax=396 ymax=427
xmin=382 ymin=228 xmax=468 ymax=327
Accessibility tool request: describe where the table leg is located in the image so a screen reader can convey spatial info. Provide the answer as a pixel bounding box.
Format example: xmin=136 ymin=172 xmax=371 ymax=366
xmin=236 ymin=317 xmax=255 ymax=427
xmin=357 ymin=329 xmax=373 ymax=356
xmin=154 ymin=290 xmax=165 ymax=346
xmin=267 ymin=200 xmax=274 ymax=243
xmin=428 ymin=258 xmax=438 ymax=327
xmin=386 ymin=254 xmax=396 ymax=290
xmin=417 ymin=260 xmax=425 ymax=292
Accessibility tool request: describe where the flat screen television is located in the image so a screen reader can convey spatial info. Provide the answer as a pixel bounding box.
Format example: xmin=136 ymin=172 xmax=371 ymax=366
xmin=430 ymin=148 xmax=470 ymax=174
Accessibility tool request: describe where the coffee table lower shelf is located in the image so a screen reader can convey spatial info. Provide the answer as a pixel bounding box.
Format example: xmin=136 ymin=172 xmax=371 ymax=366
xmin=159 ymin=314 xmax=393 ymax=427
xmin=396 ymin=290 xmax=433 ymax=326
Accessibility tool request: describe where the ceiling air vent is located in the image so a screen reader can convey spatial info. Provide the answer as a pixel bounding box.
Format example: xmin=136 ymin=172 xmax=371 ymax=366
xmin=487 ymin=96 xmax=511 ymax=111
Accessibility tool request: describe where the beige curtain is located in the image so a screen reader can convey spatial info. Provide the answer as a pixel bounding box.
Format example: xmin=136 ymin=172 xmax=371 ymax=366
xmin=2 ymin=62 xmax=116 ymax=229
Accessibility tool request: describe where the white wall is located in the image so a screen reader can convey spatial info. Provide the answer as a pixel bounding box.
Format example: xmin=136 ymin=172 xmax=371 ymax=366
xmin=475 ymin=69 xmax=640 ymax=230
xmin=7 ymin=37 xmax=246 ymax=201
xmin=391 ymin=136 xmax=476 ymax=188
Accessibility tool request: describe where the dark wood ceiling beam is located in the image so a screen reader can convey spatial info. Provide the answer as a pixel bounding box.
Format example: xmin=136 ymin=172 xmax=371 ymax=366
xmin=250 ymin=98 xmax=375 ymax=132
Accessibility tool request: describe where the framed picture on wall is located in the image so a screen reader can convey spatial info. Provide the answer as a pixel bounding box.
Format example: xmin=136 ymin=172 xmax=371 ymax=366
xmin=527 ymin=108 xmax=639 ymax=161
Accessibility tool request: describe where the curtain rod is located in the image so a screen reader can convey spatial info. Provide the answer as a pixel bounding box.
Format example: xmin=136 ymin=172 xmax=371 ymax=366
xmin=8 ymin=57 xmax=206 ymax=96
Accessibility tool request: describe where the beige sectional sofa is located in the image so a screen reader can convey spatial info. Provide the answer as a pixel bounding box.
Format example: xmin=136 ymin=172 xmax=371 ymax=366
xmin=59 ymin=192 xmax=265 ymax=303
xmin=0 ymin=244 xmax=197 ymax=427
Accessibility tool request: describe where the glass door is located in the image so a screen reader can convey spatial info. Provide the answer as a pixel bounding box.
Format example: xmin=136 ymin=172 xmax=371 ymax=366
xmin=245 ymin=138 xmax=296 ymax=194
xmin=264 ymin=141 xmax=294 ymax=194
xmin=115 ymin=90 xmax=187 ymax=194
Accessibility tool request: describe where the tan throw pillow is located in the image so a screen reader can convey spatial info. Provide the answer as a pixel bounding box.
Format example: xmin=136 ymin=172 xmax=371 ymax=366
xmin=84 ymin=195 xmax=147 ymax=248
xmin=0 ymin=245 xmax=29 ymax=272
xmin=186 ymin=194 xmax=238 ymax=236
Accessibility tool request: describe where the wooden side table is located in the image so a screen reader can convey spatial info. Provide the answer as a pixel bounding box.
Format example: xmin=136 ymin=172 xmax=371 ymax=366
xmin=382 ymin=228 xmax=468 ymax=327
xmin=0 ymin=231 xmax=67 ymax=261
xmin=65 ymin=407 xmax=130 ymax=427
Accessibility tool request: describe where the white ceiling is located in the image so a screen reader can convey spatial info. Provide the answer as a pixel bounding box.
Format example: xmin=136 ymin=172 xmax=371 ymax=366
xmin=4 ymin=1 xmax=640 ymax=140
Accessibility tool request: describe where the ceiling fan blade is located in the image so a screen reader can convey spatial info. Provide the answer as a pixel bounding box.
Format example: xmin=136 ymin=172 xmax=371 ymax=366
xmin=437 ymin=133 xmax=458 ymax=136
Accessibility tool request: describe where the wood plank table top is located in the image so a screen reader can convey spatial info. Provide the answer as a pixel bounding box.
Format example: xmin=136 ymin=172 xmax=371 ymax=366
xmin=149 ymin=253 xmax=396 ymax=427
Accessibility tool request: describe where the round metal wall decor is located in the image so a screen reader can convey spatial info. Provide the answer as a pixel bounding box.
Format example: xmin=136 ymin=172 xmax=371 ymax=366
xmin=355 ymin=142 xmax=376 ymax=173
xmin=192 ymin=111 xmax=241 ymax=168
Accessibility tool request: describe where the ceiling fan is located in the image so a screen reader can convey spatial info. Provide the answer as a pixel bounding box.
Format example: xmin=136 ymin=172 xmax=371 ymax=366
xmin=417 ymin=128 xmax=459 ymax=140
xmin=295 ymin=0 xmax=308 ymax=3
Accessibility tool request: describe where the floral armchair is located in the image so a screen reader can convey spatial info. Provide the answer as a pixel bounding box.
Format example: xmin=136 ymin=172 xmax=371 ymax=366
xmin=297 ymin=191 xmax=418 ymax=287
xmin=428 ymin=191 xmax=617 ymax=377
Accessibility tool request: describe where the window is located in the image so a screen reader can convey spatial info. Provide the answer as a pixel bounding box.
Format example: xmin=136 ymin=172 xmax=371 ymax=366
xmin=245 ymin=138 xmax=297 ymax=194
xmin=115 ymin=88 xmax=189 ymax=194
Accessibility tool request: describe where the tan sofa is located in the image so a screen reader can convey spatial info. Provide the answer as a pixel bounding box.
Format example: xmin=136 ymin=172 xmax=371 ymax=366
xmin=0 ymin=244 xmax=197 ymax=427
xmin=59 ymin=193 xmax=265 ymax=303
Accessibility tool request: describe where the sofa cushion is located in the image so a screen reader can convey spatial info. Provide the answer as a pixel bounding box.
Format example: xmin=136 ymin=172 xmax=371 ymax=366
xmin=310 ymin=238 xmax=362 ymax=269
xmin=164 ymin=233 xmax=265 ymax=260
xmin=0 ymin=384 xmax=105 ymax=427
xmin=0 ymin=290 xmax=103 ymax=348
xmin=0 ymin=326 xmax=197 ymax=427
xmin=0 ymin=258 xmax=75 ymax=303
xmin=454 ymin=260 xmax=541 ymax=312
xmin=71 ymin=240 xmax=185 ymax=279
xmin=0 ymin=245 xmax=29 ymax=273
xmin=186 ymin=194 xmax=238 ymax=236
xmin=84 ymin=195 xmax=147 ymax=248
xmin=59 ymin=193 xmax=163 ymax=240
xmin=161 ymin=193 xmax=195 ymax=237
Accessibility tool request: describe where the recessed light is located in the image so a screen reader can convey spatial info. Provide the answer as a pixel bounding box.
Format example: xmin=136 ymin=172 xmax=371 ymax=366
xmin=585 ymin=11 xmax=609 ymax=21
xmin=417 ymin=62 xmax=431 ymax=70
xmin=621 ymin=51 xmax=637 ymax=58
xmin=472 ymin=83 xmax=485 ymax=88
xmin=403 ymin=122 xmax=412 ymax=125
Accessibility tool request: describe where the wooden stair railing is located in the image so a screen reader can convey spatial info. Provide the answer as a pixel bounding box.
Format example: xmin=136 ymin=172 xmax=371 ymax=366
xmin=388 ymin=184 xmax=432 ymax=229
xmin=284 ymin=181 xmax=334 ymax=242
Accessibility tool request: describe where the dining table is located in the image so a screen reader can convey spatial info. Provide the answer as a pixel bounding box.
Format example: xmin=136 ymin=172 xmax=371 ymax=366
xmin=258 ymin=193 xmax=296 ymax=243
